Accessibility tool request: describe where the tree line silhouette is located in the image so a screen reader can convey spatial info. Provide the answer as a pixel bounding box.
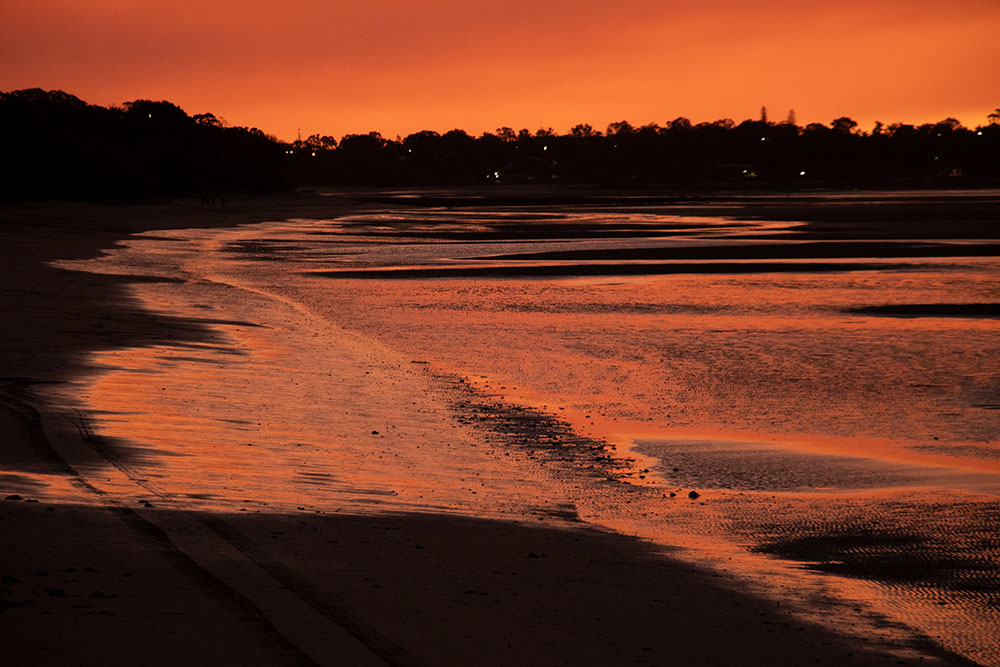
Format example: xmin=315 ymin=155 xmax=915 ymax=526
xmin=2 ymin=89 xmax=999 ymax=199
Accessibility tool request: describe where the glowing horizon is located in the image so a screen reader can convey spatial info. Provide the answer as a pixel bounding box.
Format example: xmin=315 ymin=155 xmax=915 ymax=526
xmin=2 ymin=0 xmax=998 ymax=142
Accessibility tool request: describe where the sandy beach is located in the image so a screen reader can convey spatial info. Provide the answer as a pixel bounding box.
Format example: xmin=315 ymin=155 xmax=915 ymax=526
xmin=2 ymin=191 xmax=997 ymax=666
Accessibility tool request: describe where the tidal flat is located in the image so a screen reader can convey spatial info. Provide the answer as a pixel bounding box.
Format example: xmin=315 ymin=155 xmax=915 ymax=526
xmin=2 ymin=189 xmax=998 ymax=665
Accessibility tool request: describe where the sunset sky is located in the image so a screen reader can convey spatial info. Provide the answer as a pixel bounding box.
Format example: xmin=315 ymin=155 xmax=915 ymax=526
xmin=3 ymin=0 xmax=998 ymax=141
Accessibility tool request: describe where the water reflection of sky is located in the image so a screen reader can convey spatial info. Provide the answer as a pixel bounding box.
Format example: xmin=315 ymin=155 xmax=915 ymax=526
xmin=51 ymin=202 xmax=1000 ymax=665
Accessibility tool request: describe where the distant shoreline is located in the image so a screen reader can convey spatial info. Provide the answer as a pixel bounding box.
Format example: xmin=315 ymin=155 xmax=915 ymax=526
xmin=5 ymin=89 xmax=1000 ymax=199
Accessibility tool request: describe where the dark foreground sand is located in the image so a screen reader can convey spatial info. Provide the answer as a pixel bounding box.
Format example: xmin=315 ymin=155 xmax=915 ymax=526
xmin=0 ymin=194 xmax=984 ymax=666
xmin=3 ymin=499 xmax=973 ymax=667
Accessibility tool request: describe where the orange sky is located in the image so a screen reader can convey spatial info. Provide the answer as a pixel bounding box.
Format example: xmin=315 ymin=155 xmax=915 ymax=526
xmin=3 ymin=0 xmax=998 ymax=141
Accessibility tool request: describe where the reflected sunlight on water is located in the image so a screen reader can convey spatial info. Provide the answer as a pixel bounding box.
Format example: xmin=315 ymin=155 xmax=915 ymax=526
xmin=52 ymin=202 xmax=1000 ymax=664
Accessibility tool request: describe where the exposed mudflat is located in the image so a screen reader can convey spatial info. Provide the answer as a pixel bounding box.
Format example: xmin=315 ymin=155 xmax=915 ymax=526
xmin=2 ymin=190 xmax=999 ymax=665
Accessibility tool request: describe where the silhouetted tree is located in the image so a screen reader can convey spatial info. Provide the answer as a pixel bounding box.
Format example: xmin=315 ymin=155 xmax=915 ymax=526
xmin=668 ymin=117 xmax=692 ymax=131
xmin=606 ymin=120 xmax=635 ymax=136
xmin=933 ymin=118 xmax=964 ymax=132
xmin=831 ymin=117 xmax=859 ymax=134
xmin=193 ymin=112 xmax=222 ymax=127
xmin=0 ymin=88 xmax=289 ymax=198
xmin=4 ymin=88 xmax=999 ymax=197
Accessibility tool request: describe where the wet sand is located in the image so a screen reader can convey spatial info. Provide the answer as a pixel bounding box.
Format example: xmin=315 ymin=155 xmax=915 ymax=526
xmin=2 ymin=192 xmax=997 ymax=665
xmin=5 ymin=499 xmax=963 ymax=667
